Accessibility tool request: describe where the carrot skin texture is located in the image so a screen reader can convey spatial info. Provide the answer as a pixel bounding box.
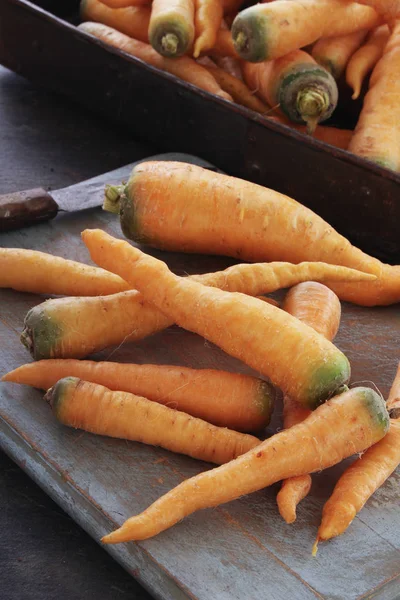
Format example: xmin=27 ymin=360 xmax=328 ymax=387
xmin=193 ymin=0 xmax=224 ymax=57
xmin=102 ymin=387 xmax=389 ymax=543
xmin=3 ymin=360 xmax=275 ymax=432
xmin=46 ymin=378 xmax=260 ymax=465
xmin=346 ymin=25 xmax=390 ymax=100
xmin=82 ymin=229 xmax=351 ymax=409
xmin=203 ymin=64 xmax=269 ymax=112
xmin=80 ymin=0 xmax=151 ymax=42
xmin=149 ymin=0 xmax=196 ymax=58
xmin=0 ymin=248 xmax=129 ymax=296
xmin=312 ymin=29 xmax=369 ymax=80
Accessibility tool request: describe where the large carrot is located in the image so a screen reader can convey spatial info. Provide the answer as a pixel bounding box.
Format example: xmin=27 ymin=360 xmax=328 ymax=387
xmin=315 ymin=363 xmax=400 ymax=550
xmin=348 ymin=20 xmax=400 ymax=172
xmin=149 ymin=0 xmax=196 ymax=58
xmin=268 ymin=116 xmax=353 ymax=151
xmin=3 ymin=360 xmax=275 ymax=432
xmin=312 ymin=29 xmax=369 ymax=80
xmin=20 ymin=262 xmax=373 ymax=360
xmin=103 ymin=160 xmax=400 ymax=307
xmin=101 ymin=386 xmax=389 ymax=543
xmin=346 ymin=25 xmax=390 ymax=99
xmin=45 ymin=377 xmax=260 ymax=464
xmin=193 ymin=0 xmax=224 ymax=57
xmin=231 ymin=0 xmax=380 ymax=63
xmin=78 ymin=23 xmax=232 ymax=102
xmin=277 ymin=282 xmax=342 ymax=524
xmin=80 ymin=0 xmax=151 ymax=42
xmin=0 ymin=248 xmax=129 ymax=296
xmin=242 ymin=50 xmax=338 ymax=132
xmin=82 ymin=229 xmax=351 ymax=409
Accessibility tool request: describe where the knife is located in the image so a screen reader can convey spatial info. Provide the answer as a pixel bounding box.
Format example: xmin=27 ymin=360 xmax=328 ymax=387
xmin=0 ymin=152 xmax=223 ymax=233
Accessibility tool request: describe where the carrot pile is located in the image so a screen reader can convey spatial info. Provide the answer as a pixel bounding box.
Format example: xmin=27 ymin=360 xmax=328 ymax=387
xmin=76 ymin=0 xmax=400 ymax=170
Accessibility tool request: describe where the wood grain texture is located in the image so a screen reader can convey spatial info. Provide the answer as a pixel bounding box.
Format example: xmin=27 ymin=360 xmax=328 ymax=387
xmin=1 ymin=200 xmax=400 ymax=600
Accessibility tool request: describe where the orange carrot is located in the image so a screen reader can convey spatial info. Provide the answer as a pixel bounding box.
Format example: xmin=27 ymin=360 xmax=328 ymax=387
xmin=3 ymin=360 xmax=275 ymax=432
xmin=149 ymin=0 xmax=196 ymax=58
xmin=267 ymin=116 xmax=353 ymax=151
xmin=82 ymin=229 xmax=351 ymax=409
xmin=348 ymin=1 xmax=400 ymax=20
xmin=277 ymin=282 xmax=342 ymax=524
xmin=202 ymin=63 xmax=269 ymax=112
xmin=103 ymin=160 xmax=400 ymax=307
xmin=0 ymin=248 xmax=129 ymax=296
xmin=242 ymin=50 xmax=338 ymax=131
xmin=78 ymin=23 xmax=232 ymax=102
xmin=348 ymin=20 xmax=400 ymax=172
xmin=45 ymin=377 xmax=260 ymax=464
xmin=98 ymin=0 xmax=150 ymax=7
xmin=346 ymin=25 xmax=390 ymax=99
xmin=312 ymin=29 xmax=369 ymax=80
xmin=80 ymin=0 xmax=151 ymax=42
xmin=212 ymin=29 xmax=239 ymax=57
xmin=193 ymin=0 xmax=224 ymax=57
xmin=20 ymin=261 xmax=372 ymax=360
xmin=231 ymin=0 xmax=380 ymax=63
xmin=101 ymin=386 xmax=389 ymax=543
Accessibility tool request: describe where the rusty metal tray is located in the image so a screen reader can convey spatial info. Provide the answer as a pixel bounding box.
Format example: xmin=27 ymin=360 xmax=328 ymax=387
xmin=0 ymin=0 xmax=400 ymax=263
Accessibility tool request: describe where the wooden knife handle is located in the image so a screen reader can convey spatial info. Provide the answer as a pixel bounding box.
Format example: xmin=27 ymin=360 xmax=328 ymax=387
xmin=0 ymin=188 xmax=59 ymax=232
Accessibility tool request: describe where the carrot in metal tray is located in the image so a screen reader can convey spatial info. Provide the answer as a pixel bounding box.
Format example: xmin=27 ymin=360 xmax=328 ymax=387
xmin=348 ymin=20 xmax=400 ymax=172
xmin=3 ymin=360 xmax=275 ymax=432
xmin=277 ymin=282 xmax=342 ymax=524
xmin=193 ymin=0 xmax=224 ymax=58
xmin=149 ymin=0 xmax=196 ymax=58
xmin=82 ymin=229 xmax=351 ymax=409
xmin=80 ymin=0 xmax=151 ymax=43
xmin=267 ymin=115 xmax=353 ymax=151
xmin=242 ymin=49 xmax=338 ymax=132
xmin=231 ymin=0 xmax=380 ymax=63
xmin=20 ymin=262 xmax=372 ymax=361
xmin=78 ymin=23 xmax=232 ymax=102
xmin=312 ymin=29 xmax=369 ymax=80
xmin=101 ymin=386 xmax=389 ymax=544
xmin=103 ymin=160 xmax=400 ymax=307
xmin=314 ymin=362 xmax=400 ymax=552
xmin=346 ymin=25 xmax=390 ymax=100
xmin=44 ymin=377 xmax=260 ymax=464
xmin=0 ymin=248 xmax=129 ymax=296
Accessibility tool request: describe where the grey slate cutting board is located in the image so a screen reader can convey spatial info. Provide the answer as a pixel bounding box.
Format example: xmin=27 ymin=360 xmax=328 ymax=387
xmin=1 ymin=181 xmax=400 ymax=600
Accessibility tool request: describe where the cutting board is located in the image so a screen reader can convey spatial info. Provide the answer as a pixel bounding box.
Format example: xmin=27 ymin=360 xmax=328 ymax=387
xmin=1 ymin=181 xmax=400 ymax=600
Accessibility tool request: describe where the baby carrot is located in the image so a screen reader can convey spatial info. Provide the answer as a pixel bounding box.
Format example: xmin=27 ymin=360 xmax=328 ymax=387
xmin=149 ymin=0 xmax=196 ymax=58
xmin=242 ymin=50 xmax=338 ymax=132
xmin=312 ymin=29 xmax=369 ymax=80
xmin=101 ymin=387 xmax=389 ymax=543
xmin=231 ymin=0 xmax=380 ymax=63
xmin=277 ymin=282 xmax=342 ymax=524
xmin=348 ymin=20 xmax=400 ymax=171
xmin=193 ymin=0 xmax=223 ymax=57
xmin=80 ymin=0 xmax=151 ymax=42
xmin=3 ymin=360 xmax=275 ymax=432
xmin=78 ymin=23 xmax=232 ymax=102
xmin=45 ymin=377 xmax=260 ymax=464
xmin=346 ymin=25 xmax=390 ymax=99
xmin=0 ymin=248 xmax=129 ymax=296
xmin=20 ymin=261 xmax=372 ymax=360
xmin=82 ymin=229 xmax=351 ymax=409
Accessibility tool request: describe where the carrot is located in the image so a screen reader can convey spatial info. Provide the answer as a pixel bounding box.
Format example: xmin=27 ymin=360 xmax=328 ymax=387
xmin=314 ymin=363 xmax=400 ymax=550
xmin=208 ymin=54 xmax=243 ymax=79
xmin=346 ymin=25 xmax=390 ymax=100
xmin=82 ymin=229 xmax=352 ymax=409
xmin=80 ymin=0 xmax=151 ymax=43
xmin=78 ymin=23 xmax=232 ymax=102
xmin=312 ymin=29 xmax=369 ymax=80
xmin=267 ymin=115 xmax=353 ymax=151
xmin=231 ymin=0 xmax=380 ymax=63
xmin=149 ymin=0 xmax=196 ymax=58
xmin=98 ymin=0 xmax=150 ymax=7
xmin=44 ymin=377 xmax=261 ymax=464
xmin=103 ymin=160 xmax=400 ymax=307
xmin=387 ymin=362 xmax=400 ymax=417
xmin=277 ymin=282 xmax=342 ymax=524
xmin=348 ymin=1 xmax=400 ymax=20
xmin=202 ymin=63 xmax=269 ymax=112
xmin=211 ymin=29 xmax=239 ymax=57
xmin=3 ymin=360 xmax=275 ymax=432
xmin=0 ymin=248 xmax=129 ymax=296
xmin=348 ymin=20 xmax=400 ymax=172
xmin=20 ymin=261 xmax=372 ymax=360
xmin=101 ymin=386 xmax=389 ymax=543
xmin=242 ymin=50 xmax=338 ymax=132
xmin=193 ymin=0 xmax=224 ymax=58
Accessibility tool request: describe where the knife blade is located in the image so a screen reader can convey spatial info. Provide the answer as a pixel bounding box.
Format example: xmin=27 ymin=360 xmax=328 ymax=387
xmin=0 ymin=152 xmax=223 ymax=233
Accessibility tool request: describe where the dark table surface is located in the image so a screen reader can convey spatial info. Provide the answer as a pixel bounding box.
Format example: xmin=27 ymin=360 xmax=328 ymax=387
xmin=0 ymin=64 xmax=156 ymax=600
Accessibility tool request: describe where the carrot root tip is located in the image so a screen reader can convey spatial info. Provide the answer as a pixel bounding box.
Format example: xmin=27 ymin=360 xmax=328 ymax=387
xmin=103 ymin=184 xmax=125 ymax=214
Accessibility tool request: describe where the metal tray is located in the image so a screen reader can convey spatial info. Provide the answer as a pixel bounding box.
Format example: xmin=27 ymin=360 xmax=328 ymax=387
xmin=0 ymin=0 xmax=400 ymax=263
